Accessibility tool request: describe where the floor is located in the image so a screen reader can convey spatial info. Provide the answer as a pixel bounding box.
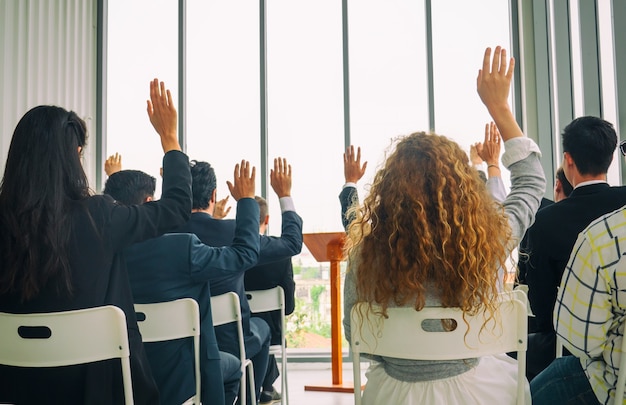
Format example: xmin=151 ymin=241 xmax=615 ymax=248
xmin=274 ymin=361 xmax=368 ymax=405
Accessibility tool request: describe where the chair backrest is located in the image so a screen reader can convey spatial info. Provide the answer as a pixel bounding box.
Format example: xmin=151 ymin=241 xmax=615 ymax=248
xmin=246 ymin=286 xmax=285 ymax=317
xmin=134 ymin=298 xmax=201 ymax=404
xmin=350 ymin=292 xmax=527 ymax=405
xmin=513 ymin=284 xmax=534 ymax=317
xmin=211 ymin=292 xmax=250 ymax=404
xmin=0 ymin=305 xmax=134 ymax=404
xmin=246 ymin=286 xmax=289 ymax=405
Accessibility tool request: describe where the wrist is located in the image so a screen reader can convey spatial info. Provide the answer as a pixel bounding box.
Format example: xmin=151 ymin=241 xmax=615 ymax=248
xmin=161 ymin=138 xmax=181 ymax=153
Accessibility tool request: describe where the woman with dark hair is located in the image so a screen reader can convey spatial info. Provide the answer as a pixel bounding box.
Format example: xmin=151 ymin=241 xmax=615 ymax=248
xmin=0 ymin=79 xmax=192 ymax=404
xmin=343 ymin=47 xmax=545 ymax=404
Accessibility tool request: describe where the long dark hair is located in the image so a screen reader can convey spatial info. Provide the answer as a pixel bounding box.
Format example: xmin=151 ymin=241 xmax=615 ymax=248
xmin=0 ymin=105 xmax=91 ymax=301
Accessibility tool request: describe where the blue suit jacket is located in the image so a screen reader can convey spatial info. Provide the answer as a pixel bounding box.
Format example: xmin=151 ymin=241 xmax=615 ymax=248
xmin=339 ymin=186 xmax=359 ymax=230
xmin=177 ymin=209 xmax=302 ymax=357
xmin=125 ymin=198 xmax=260 ymax=405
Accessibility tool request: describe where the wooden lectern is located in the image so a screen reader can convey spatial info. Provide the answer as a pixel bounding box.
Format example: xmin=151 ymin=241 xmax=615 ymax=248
xmin=302 ymin=232 xmax=356 ymax=393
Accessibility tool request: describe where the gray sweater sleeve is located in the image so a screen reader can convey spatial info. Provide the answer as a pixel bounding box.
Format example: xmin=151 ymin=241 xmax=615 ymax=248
xmin=500 ymin=137 xmax=546 ymax=247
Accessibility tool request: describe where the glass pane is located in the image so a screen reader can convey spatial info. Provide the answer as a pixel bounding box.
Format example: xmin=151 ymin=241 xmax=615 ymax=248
xmin=186 ymin=1 xmax=261 ymax=201
xmin=266 ymin=0 xmax=345 ymax=350
xmin=106 ymin=0 xmax=178 ymax=194
xmin=431 ymin=0 xmax=511 ymax=187
xmin=266 ymin=0 xmax=345 ymax=233
xmin=348 ymin=0 xmax=429 ymax=199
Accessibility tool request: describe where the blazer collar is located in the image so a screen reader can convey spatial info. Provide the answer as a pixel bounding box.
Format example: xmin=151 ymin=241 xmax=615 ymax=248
xmin=569 ymin=182 xmax=611 ymax=197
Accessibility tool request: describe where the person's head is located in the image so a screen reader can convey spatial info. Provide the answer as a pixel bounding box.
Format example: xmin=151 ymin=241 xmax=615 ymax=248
xmin=190 ymin=160 xmax=217 ymax=211
xmin=554 ymin=166 xmax=573 ymax=202
xmin=1 ymin=105 xmax=89 ymax=203
xmin=561 ymin=116 xmax=617 ymax=178
xmin=103 ymin=170 xmax=156 ymax=205
xmin=346 ymin=132 xmax=511 ymax=317
xmin=0 ymin=105 xmax=90 ymax=301
xmin=255 ymin=195 xmax=270 ymax=234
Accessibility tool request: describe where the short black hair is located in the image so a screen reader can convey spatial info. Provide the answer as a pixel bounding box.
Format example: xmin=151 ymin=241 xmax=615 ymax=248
xmin=190 ymin=160 xmax=217 ymax=210
xmin=562 ymin=116 xmax=617 ymax=175
xmin=555 ymin=167 xmax=573 ymax=197
xmin=103 ymin=170 xmax=156 ymax=205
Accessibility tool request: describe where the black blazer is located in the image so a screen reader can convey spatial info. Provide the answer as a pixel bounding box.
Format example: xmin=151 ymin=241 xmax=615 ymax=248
xmin=244 ymin=257 xmax=296 ymax=346
xmin=525 ymin=183 xmax=626 ymax=333
xmin=0 ymin=151 xmax=192 ymax=405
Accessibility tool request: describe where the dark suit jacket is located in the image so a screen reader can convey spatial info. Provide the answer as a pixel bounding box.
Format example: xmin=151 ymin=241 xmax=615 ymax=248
xmin=0 ymin=150 xmax=192 ymax=405
xmin=339 ymin=186 xmax=359 ymax=230
xmin=124 ymin=198 xmax=259 ymax=405
xmin=244 ymin=257 xmax=296 ymax=346
xmin=525 ymin=183 xmax=626 ymax=334
xmin=177 ymin=209 xmax=302 ymax=357
xmin=517 ymin=197 xmax=554 ymax=287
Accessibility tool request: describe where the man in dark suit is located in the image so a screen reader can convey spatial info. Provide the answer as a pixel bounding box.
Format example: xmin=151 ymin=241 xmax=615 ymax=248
xmin=244 ymin=195 xmax=297 ymax=403
xmin=523 ymin=116 xmax=626 ymax=381
xmin=518 ymin=167 xmax=573 ymax=289
xmin=178 ymin=157 xmax=302 ymax=404
xmin=104 ymin=162 xmax=260 ymax=405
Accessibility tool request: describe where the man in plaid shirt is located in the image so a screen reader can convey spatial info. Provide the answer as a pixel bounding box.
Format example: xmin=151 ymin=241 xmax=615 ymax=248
xmin=531 ymin=203 xmax=626 ymax=404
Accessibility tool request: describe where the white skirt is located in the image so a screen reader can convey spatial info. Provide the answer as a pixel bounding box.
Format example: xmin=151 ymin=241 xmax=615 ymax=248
xmin=361 ymin=354 xmax=531 ymax=405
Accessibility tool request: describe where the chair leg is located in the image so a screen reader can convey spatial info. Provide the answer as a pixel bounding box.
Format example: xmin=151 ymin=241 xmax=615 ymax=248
xmin=247 ymin=361 xmax=257 ymax=404
xmin=240 ymin=359 xmax=248 ymax=405
xmin=281 ymin=358 xmax=288 ymax=405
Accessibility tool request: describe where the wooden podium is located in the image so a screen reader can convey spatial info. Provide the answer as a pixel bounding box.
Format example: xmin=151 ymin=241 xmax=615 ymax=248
xmin=302 ymin=232 xmax=356 ymax=393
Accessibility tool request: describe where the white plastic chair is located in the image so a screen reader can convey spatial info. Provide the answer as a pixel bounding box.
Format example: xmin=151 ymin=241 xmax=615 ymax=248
xmin=211 ymin=292 xmax=256 ymax=405
xmin=0 ymin=305 xmax=134 ymax=404
xmin=513 ymin=284 xmax=534 ymax=317
xmin=135 ymin=298 xmax=201 ymax=405
xmin=246 ymin=286 xmax=289 ymax=405
xmin=350 ymin=291 xmax=528 ymax=405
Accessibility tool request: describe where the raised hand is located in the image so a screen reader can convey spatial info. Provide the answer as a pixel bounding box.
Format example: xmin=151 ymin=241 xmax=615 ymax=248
xmin=213 ymin=195 xmax=232 ymax=219
xmin=227 ymin=160 xmax=256 ymax=201
xmin=475 ymin=122 xmax=501 ymax=166
xmin=344 ymin=145 xmax=367 ymax=184
xmin=469 ymin=144 xmax=483 ymax=166
xmin=270 ymin=157 xmax=292 ymax=198
xmin=477 ymin=46 xmax=514 ymax=112
xmin=104 ymin=153 xmax=122 ymax=176
xmin=146 ymin=78 xmax=181 ymax=153
xmin=476 ymin=46 xmax=522 ymax=141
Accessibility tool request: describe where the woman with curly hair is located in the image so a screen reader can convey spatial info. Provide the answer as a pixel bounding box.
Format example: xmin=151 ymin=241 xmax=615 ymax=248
xmin=342 ymin=46 xmax=545 ymax=404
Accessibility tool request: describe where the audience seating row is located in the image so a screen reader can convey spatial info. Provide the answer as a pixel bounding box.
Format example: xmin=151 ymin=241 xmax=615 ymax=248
xmin=0 ymin=286 xmax=288 ymax=405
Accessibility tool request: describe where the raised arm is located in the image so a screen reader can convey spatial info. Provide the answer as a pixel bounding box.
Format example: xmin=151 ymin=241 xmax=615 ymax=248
xmin=104 ymin=153 xmax=122 ymax=176
xmin=227 ymin=160 xmax=256 ymax=201
xmin=147 ymin=78 xmax=181 ymax=153
xmin=477 ymin=46 xmax=523 ymax=141
xmin=344 ymin=145 xmax=367 ymax=184
xmin=256 ymin=157 xmax=303 ymax=264
xmin=340 ymin=145 xmax=367 ymax=230
xmin=212 ymin=195 xmax=232 ymax=219
xmin=270 ymin=157 xmax=292 ymax=198
xmin=475 ymin=122 xmax=506 ymax=203
xmin=475 ymin=123 xmax=501 ymax=170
